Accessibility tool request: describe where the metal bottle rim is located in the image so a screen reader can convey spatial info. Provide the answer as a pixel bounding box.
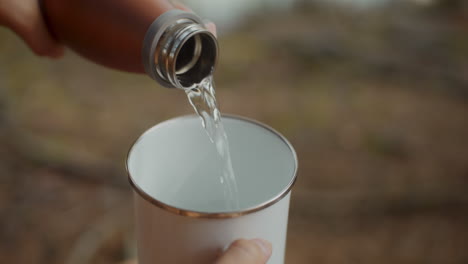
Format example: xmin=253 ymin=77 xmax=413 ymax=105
xmin=126 ymin=114 xmax=299 ymax=219
xmin=142 ymin=10 xmax=218 ymax=89
xmin=142 ymin=10 xmax=202 ymax=87
xmin=162 ymin=22 xmax=216 ymax=89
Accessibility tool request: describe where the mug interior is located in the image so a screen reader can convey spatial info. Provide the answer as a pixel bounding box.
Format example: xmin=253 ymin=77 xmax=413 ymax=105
xmin=127 ymin=115 xmax=297 ymax=214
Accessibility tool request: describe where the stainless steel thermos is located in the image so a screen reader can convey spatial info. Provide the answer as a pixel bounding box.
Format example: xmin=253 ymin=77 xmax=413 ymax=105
xmin=41 ymin=0 xmax=217 ymax=89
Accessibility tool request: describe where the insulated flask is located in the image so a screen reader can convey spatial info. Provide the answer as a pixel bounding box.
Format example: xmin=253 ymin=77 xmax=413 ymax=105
xmin=41 ymin=0 xmax=218 ymax=89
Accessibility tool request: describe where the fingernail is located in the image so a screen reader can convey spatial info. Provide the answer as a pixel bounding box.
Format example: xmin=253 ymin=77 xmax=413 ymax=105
xmin=222 ymin=242 xmax=230 ymax=252
xmin=252 ymin=239 xmax=272 ymax=257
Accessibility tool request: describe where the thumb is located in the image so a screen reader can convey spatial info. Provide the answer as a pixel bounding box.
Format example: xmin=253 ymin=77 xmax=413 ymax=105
xmin=216 ymin=239 xmax=272 ymax=264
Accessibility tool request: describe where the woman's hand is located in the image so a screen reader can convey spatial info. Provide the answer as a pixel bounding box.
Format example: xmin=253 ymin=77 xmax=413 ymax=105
xmin=0 ymin=0 xmax=64 ymax=57
xmin=121 ymin=238 xmax=272 ymax=264
xmin=0 ymin=0 xmax=215 ymax=59
xmin=215 ymin=239 xmax=272 ymax=264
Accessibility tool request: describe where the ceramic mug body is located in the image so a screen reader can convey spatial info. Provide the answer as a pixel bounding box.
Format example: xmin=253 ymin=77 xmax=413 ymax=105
xmin=127 ymin=115 xmax=298 ymax=264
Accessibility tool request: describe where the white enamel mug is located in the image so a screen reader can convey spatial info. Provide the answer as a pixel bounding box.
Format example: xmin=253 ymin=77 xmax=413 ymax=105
xmin=126 ymin=115 xmax=298 ymax=264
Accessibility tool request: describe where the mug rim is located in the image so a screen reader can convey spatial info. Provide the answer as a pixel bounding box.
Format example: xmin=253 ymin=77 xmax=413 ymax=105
xmin=126 ymin=114 xmax=298 ymax=219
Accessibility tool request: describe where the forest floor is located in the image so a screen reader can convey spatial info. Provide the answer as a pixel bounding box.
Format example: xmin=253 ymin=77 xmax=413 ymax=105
xmin=0 ymin=3 xmax=468 ymax=264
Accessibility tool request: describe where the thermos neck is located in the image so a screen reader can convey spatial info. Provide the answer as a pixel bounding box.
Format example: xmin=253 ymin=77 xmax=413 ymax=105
xmin=142 ymin=10 xmax=218 ymax=89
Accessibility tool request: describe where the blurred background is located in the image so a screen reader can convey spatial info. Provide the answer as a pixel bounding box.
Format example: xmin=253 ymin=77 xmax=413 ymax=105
xmin=1 ymin=0 xmax=468 ymax=263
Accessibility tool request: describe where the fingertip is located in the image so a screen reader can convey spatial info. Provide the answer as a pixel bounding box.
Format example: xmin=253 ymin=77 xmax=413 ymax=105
xmin=47 ymin=46 xmax=65 ymax=58
xmin=30 ymin=43 xmax=65 ymax=59
xmin=204 ymin=21 xmax=217 ymax=37
xmin=216 ymin=239 xmax=272 ymax=264
xmin=252 ymin=239 xmax=272 ymax=258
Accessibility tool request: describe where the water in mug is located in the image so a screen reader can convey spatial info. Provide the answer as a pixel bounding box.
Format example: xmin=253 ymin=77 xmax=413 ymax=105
xmin=185 ymin=76 xmax=240 ymax=210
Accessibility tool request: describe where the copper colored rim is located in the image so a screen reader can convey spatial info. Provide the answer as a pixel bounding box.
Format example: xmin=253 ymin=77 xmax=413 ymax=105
xmin=126 ymin=114 xmax=298 ymax=219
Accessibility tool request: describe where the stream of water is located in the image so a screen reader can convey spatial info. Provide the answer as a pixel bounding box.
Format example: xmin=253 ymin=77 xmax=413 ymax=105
xmin=185 ymin=76 xmax=240 ymax=211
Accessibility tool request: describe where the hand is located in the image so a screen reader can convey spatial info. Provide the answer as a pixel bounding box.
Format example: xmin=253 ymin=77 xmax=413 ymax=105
xmin=121 ymin=238 xmax=272 ymax=264
xmin=0 ymin=0 xmax=64 ymax=58
xmin=215 ymin=239 xmax=272 ymax=264
xmin=0 ymin=0 xmax=215 ymax=59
